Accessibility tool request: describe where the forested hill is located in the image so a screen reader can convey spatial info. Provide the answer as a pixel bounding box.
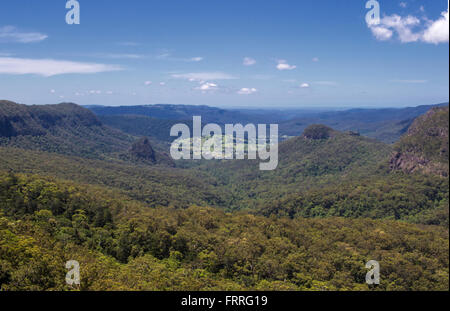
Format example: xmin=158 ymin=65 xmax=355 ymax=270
xmin=87 ymin=102 xmax=449 ymax=144
xmin=87 ymin=104 xmax=271 ymax=124
xmin=0 ymin=100 xmax=171 ymax=164
xmin=0 ymin=100 xmax=102 ymax=135
xmin=0 ymin=101 xmax=448 ymax=291
xmin=98 ymin=114 xmax=192 ymax=143
xmin=279 ymin=103 xmax=449 ymax=143
xmin=258 ymin=111 xmax=449 ymax=225
xmin=191 ymin=124 xmax=393 ymax=210
xmin=0 ymin=171 xmax=448 ymax=291
xmin=390 ymin=105 xmax=449 ymax=177
xmin=0 ymin=100 xmax=132 ymax=157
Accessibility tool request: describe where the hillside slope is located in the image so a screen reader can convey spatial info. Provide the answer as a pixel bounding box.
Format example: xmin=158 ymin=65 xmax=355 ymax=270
xmin=390 ymin=106 xmax=449 ymax=177
xmin=98 ymin=114 xmax=192 ymax=143
xmin=279 ymin=103 xmax=448 ymax=143
xmin=0 ymin=101 xmax=172 ymax=165
xmin=1 ymin=171 xmax=448 ymax=291
xmin=0 ymin=100 xmax=132 ymax=158
xmin=88 ymin=104 xmax=272 ymax=124
xmin=0 ymin=146 xmax=226 ymax=208
xmin=193 ymin=125 xmax=392 ymax=210
xmin=259 ymin=108 xmax=449 ymax=224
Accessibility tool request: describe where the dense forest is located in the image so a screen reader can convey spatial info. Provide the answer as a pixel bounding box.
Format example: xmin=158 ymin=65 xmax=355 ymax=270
xmin=0 ymin=101 xmax=449 ymax=291
xmin=1 ymin=172 xmax=448 ymax=291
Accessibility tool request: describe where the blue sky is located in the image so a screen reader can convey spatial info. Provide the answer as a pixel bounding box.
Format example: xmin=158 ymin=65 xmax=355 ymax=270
xmin=0 ymin=0 xmax=448 ymax=108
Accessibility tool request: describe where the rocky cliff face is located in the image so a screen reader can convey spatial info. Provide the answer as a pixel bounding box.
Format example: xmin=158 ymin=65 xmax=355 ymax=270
xmin=390 ymin=106 xmax=449 ymax=177
xmin=130 ymin=137 xmax=157 ymax=163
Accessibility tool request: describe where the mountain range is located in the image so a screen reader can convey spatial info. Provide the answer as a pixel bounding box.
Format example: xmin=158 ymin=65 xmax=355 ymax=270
xmin=86 ymin=103 xmax=448 ymax=143
xmin=0 ymin=99 xmax=448 ymax=291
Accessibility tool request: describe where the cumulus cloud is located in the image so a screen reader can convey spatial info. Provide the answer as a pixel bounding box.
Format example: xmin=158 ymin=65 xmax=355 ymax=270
xmin=300 ymin=83 xmax=310 ymax=88
xmin=144 ymin=81 xmax=153 ymax=86
xmin=370 ymin=26 xmax=394 ymax=41
xmin=195 ymin=82 xmax=218 ymax=92
xmin=367 ymin=8 xmax=449 ymax=44
xmin=276 ymin=59 xmax=296 ymax=71
xmin=384 ymin=14 xmax=421 ymax=42
xmin=0 ymin=26 xmax=48 ymax=43
xmin=237 ymin=87 xmax=257 ymax=95
xmin=0 ymin=57 xmax=123 ymax=76
xmin=172 ymin=72 xmax=238 ymax=81
xmin=243 ymin=57 xmax=256 ymax=66
xmin=423 ymin=10 xmax=449 ymax=44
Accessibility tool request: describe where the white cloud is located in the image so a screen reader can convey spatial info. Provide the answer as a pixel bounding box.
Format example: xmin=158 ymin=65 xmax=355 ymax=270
xmin=423 ymin=10 xmax=449 ymax=44
xmin=367 ymin=8 xmax=449 ymax=44
xmin=190 ymin=57 xmax=204 ymax=62
xmin=237 ymin=87 xmax=257 ymax=95
xmin=243 ymin=57 xmax=256 ymax=66
xmin=300 ymin=83 xmax=310 ymax=88
xmin=50 ymin=89 xmax=56 ymax=94
xmin=89 ymin=90 xmax=102 ymax=94
xmin=370 ymin=26 xmax=394 ymax=41
xmin=172 ymin=72 xmax=238 ymax=81
xmin=0 ymin=57 xmax=123 ymax=77
xmin=144 ymin=81 xmax=153 ymax=86
xmin=399 ymin=2 xmax=407 ymax=8
xmin=383 ymin=14 xmax=421 ymax=43
xmin=0 ymin=26 xmax=48 ymax=43
xmin=159 ymin=82 xmax=166 ymax=86
xmin=312 ymin=57 xmax=319 ymax=62
xmin=195 ymin=82 xmax=218 ymax=92
xmin=276 ymin=59 xmax=296 ymax=71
